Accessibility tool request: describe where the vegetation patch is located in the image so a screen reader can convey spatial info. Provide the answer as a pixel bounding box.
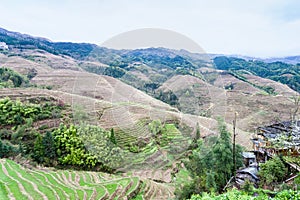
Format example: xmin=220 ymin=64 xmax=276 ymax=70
xmin=0 ymin=67 xmax=29 ymax=88
xmin=0 ymin=158 xmax=142 ymax=200
xmin=214 ymin=56 xmax=300 ymax=93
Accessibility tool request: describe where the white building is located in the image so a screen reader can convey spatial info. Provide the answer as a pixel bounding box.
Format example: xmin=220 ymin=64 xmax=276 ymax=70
xmin=0 ymin=42 xmax=8 ymax=50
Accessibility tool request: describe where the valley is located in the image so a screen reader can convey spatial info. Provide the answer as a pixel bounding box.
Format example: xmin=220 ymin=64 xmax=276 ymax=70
xmin=0 ymin=26 xmax=299 ymax=199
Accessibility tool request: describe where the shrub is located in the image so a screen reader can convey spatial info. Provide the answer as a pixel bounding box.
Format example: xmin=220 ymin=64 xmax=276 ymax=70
xmin=258 ymin=156 xmax=287 ymax=187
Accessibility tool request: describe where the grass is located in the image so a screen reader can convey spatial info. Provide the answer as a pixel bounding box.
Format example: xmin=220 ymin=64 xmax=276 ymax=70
xmin=118 ymin=125 xmax=188 ymax=170
xmin=4 ymin=161 xmax=44 ymax=199
xmin=126 ymin=177 xmax=140 ymax=195
xmin=78 ymin=173 xmax=87 ymax=186
xmin=162 ymin=124 xmax=181 ymax=137
xmin=30 ymin=171 xmax=66 ymax=199
xmin=85 ymin=172 xmax=94 ymax=183
xmin=175 ymin=168 xmax=191 ymax=187
xmin=117 ymin=178 xmax=131 ymax=187
xmin=0 ymin=181 xmax=9 ymax=200
xmin=160 ymin=124 xmax=182 ymax=147
xmin=46 ymin=172 xmax=78 ymax=199
xmin=0 ymin=159 xmax=141 ymax=200
xmin=0 ymin=165 xmax=25 ymax=199
xmin=6 ymin=161 xmax=57 ymax=199
xmin=70 ymin=171 xmax=76 ymax=182
xmin=132 ymin=192 xmax=144 ymax=200
xmin=104 ymin=183 xmax=118 ymax=194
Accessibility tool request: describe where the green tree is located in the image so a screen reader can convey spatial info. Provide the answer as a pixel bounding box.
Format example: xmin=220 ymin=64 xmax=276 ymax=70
xmin=0 ymin=67 xmax=29 ymax=88
xmin=148 ymin=120 xmax=163 ymax=135
xmin=78 ymin=124 xmax=123 ymax=170
xmin=109 ymin=128 xmax=117 ymax=145
xmin=0 ymin=140 xmax=14 ymax=158
xmin=196 ymin=123 xmax=200 ymax=140
xmin=189 ymin=124 xmax=201 ymax=150
xmin=259 ymin=156 xmax=287 ymax=187
xmin=72 ymin=104 xmax=88 ymax=124
xmin=32 ymin=134 xmax=44 ymax=163
xmin=176 ymin=119 xmax=244 ymax=199
xmin=275 ymin=190 xmax=300 ymax=199
xmin=53 ymin=124 xmax=99 ymax=169
xmin=205 ymin=171 xmax=217 ymax=192
xmin=42 ymin=132 xmax=56 ymax=165
xmin=241 ymin=179 xmax=254 ymax=194
xmin=212 ymin=119 xmax=234 ymax=189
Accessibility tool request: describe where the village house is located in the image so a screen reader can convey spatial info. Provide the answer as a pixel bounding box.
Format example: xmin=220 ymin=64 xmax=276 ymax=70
xmin=235 ymin=163 xmax=259 ymax=188
xmin=254 ymin=120 xmax=300 ymax=157
xmin=232 ymin=120 xmax=300 ymax=188
xmin=0 ymin=42 xmax=8 ymax=50
xmin=242 ymin=152 xmax=256 ymax=167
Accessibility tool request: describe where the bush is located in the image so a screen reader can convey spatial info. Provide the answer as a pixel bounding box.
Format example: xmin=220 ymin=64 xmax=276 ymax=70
xmin=0 ymin=140 xmax=16 ymax=158
xmin=274 ymin=190 xmax=300 ymax=199
xmin=53 ymin=124 xmax=99 ymax=169
xmin=258 ymin=156 xmax=287 ymax=187
xmin=78 ymin=124 xmax=123 ymax=170
xmin=0 ymin=97 xmax=62 ymax=126
xmin=0 ymin=67 xmax=29 ymax=88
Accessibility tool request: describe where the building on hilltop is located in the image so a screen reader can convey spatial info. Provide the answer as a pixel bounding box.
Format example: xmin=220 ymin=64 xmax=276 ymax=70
xmin=0 ymin=42 xmax=8 ymax=50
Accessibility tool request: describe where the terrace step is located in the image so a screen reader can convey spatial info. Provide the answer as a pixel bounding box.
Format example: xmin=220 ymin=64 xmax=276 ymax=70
xmin=0 ymin=159 xmax=141 ymax=200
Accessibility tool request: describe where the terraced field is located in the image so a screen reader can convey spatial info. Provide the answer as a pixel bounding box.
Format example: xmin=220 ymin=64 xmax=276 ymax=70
xmin=116 ymin=122 xmax=191 ymax=175
xmin=0 ymin=159 xmax=142 ymax=200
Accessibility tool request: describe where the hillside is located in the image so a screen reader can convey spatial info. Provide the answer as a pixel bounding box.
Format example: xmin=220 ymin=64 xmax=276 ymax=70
xmin=0 ymin=77 xmax=222 ymax=199
xmin=0 ymin=26 xmax=299 ymax=199
xmin=2 ymin=38 xmax=298 ymax=133
xmin=214 ymin=56 xmax=300 ymax=92
xmin=1 ymin=26 xmax=298 ymax=145
xmin=212 ymin=71 xmax=298 ymax=131
xmin=0 ymin=158 xmax=145 ymax=200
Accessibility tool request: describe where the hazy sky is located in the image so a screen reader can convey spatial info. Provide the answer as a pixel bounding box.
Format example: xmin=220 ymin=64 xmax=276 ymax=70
xmin=0 ymin=0 xmax=300 ymax=57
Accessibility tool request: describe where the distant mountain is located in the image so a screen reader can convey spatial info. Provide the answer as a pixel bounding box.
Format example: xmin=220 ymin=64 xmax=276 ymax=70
xmin=0 ymin=26 xmax=299 ymax=134
xmin=209 ymin=53 xmax=300 ymax=65
xmin=263 ymin=56 xmax=300 ymax=65
xmin=213 ymin=56 xmax=300 ymax=92
xmin=0 ymin=27 xmax=96 ymax=59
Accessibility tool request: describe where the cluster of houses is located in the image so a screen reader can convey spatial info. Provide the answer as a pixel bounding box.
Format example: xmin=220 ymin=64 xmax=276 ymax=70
xmin=234 ymin=120 xmax=300 ymax=188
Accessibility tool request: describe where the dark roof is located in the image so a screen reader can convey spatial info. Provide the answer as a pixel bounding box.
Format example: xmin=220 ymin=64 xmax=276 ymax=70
xmin=242 ymin=152 xmax=256 ymax=159
xmin=237 ymin=166 xmax=259 ymax=180
xmin=257 ymin=121 xmax=300 ymax=147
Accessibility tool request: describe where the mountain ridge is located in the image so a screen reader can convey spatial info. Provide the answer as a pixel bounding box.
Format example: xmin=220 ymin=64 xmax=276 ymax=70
xmin=0 ymin=26 xmax=299 ymax=136
xmin=1 ymin=26 xmax=299 ymax=64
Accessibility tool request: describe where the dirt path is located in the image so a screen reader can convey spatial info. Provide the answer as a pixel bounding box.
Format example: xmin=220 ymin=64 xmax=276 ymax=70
xmin=81 ymin=172 xmax=87 ymax=183
xmin=131 ymin=169 xmax=172 ymax=183
xmin=67 ymin=171 xmax=75 ymax=185
xmin=74 ymin=173 xmax=80 ymax=186
xmin=89 ymin=189 xmax=97 ymax=200
xmin=90 ymin=172 xmax=101 ymax=183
